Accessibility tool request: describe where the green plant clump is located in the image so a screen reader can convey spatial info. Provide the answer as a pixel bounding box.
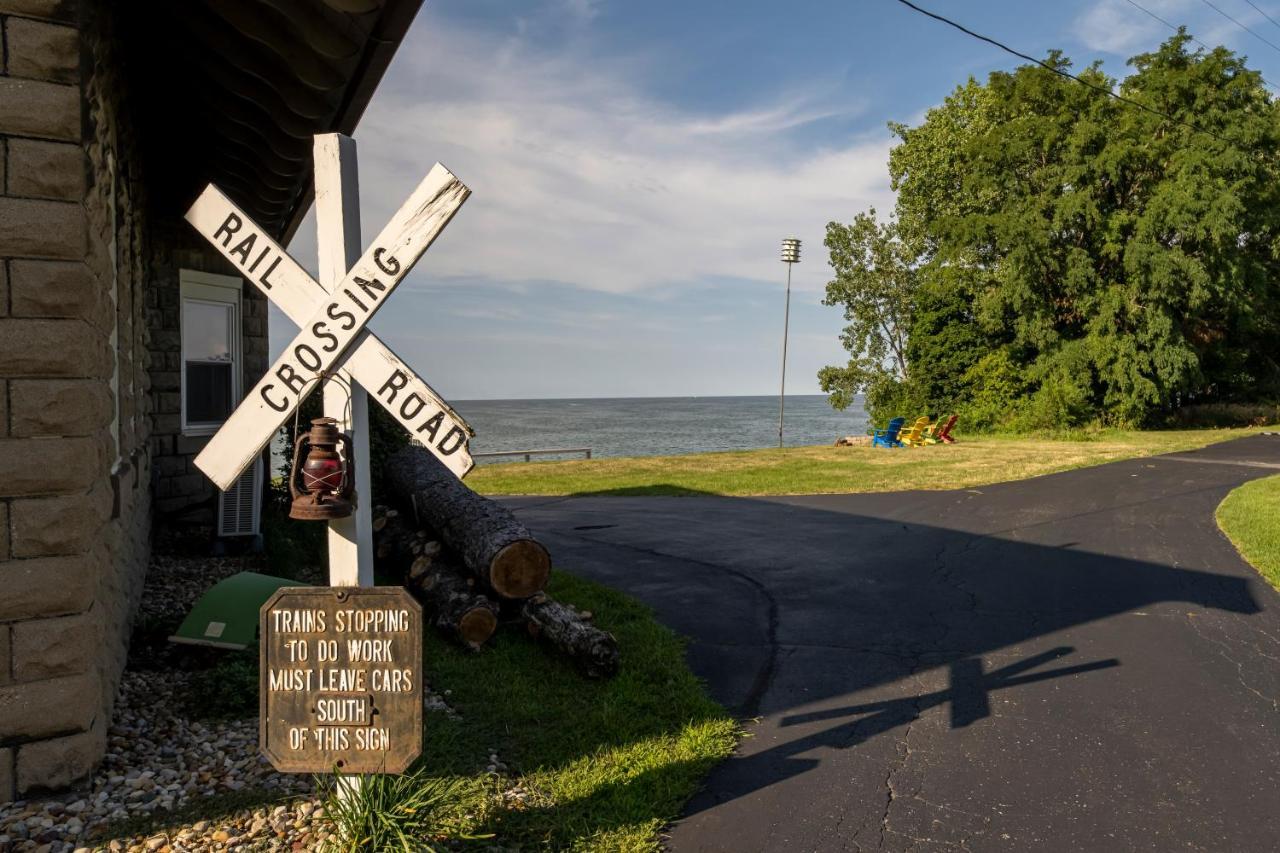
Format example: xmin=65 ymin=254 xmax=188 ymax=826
xmin=317 ymin=769 xmax=471 ymax=852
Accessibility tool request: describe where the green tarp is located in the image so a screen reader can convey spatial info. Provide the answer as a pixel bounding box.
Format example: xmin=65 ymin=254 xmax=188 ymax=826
xmin=170 ymin=571 xmax=307 ymax=649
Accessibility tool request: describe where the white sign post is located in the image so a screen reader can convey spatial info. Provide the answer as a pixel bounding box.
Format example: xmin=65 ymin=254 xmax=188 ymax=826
xmin=314 ymin=134 xmax=373 ymax=587
xmin=186 ymin=138 xmax=474 ymax=576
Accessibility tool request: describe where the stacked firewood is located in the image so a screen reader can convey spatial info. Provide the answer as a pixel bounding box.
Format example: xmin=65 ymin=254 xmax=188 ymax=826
xmin=372 ymin=445 xmax=620 ymax=678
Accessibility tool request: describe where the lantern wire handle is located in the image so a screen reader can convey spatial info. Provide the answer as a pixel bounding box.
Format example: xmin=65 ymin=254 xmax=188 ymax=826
xmin=289 ymin=371 xmax=356 ymax=442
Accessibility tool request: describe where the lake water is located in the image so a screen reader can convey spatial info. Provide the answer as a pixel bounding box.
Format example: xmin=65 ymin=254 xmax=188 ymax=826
xmin=452 ymin=395 xmax=869 ymax=462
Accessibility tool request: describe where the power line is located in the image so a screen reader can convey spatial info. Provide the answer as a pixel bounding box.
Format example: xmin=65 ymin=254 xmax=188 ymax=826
xmin=1242 ymin=0 xmax=1280 ymax=32
xmin=1123 ymin=0 xmax=1212 ymax=51
xmin=891 ymin=0 xmax=1249 ymax=148
xmin=1199 ymin=0 xmax=1280 ymax=54
xmin=1123 ymin=0 xmax=1277 ymax=89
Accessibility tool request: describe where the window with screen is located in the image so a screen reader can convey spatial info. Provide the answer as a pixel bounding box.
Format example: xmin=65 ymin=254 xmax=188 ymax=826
xmin=180 ymin=271 xmax=242 ymax=435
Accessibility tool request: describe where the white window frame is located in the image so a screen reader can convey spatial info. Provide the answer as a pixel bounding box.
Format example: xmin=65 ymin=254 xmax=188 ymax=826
xmin=180 ymin=269 xmax=243 ymax=437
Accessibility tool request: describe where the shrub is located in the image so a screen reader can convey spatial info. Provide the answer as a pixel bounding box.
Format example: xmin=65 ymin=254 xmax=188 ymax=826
xmin=316 ymin=769 xmax=470 ymax=852
xmin=1167 ymin=402 xmax=1280 ymax=428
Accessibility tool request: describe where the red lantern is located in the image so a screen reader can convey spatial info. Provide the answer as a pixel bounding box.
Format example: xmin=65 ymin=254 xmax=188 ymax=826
xmin=289 ymin=417 xmax=354 ymax=521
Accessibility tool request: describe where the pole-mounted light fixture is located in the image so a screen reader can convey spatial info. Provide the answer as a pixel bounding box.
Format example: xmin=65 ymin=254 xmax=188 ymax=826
xmin=778 ymin=238 xmax=801 ymax=448
xmin=781 ymin=237 xmax=801 ymax=264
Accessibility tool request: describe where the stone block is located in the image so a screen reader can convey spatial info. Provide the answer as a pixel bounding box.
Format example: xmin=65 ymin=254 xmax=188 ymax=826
xmin=154 ymin=455 xmax=186 ymax=478
xmin=156 ymin=391 xmax=181 ymax=414
xmin=0 ymin=670 xmax=97 ymax=740
xmin=149 ymin=370 xmax=180 ymax=392
xmin=0 ymin=501 xmax=9 ymax=558
xmin=9 ymin=378 xmax=112 ymax=437
xmin=0 ymin=550 xmax=97 ymax=620
xmin=0 ymin=78 xmax=79 ymax=141
xmin=0 ymin=379 xmax=7 ymax=438
xmin=154 ymin=494 xmax=196 ymax=515
xmin=174 ymin=433 xmax=211 ymax=456
xmin=0 ymin=435 xmax=103 ymax=497
xmin=169 ymin=472 xmax=205 ymax=496
xmin=149 ymin=434 xmax=173 ymax=457
xmin=16 ymin=719 xmax=105 ymax=796
xmin=6 ymin=17 xmax=78 ymax=83
xmin=0 ymin=197 xmax=85 ymax=259
xmin=0 ymin=319 xmax=110 ymax=378
xmin=149 ymin=328 xmax=179 ymax=349
xmin=9 ymin=260 xmax=100 ymax=321
xmin=11 ymin=608 xmax=96 ymax=680
xmin=0 ymin=747 xmax=12 ymax=802
xmin=9 ymin=481 xmax=110 ymax=557
xmin=7 ymin=138 xmax=84 ymax=200
xmin=0 ymin=0 xmax=78 ymax=22
xmin=151 ymin=411 xmax=180 ymax=436
xmin=244 ymin=315 xmax=266 ymax=337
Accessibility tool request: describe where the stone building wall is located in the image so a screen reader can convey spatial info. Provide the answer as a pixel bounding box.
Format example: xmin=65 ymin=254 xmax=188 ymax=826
xmin=146 ymin=224 xmax=270 ymax=521
xmin=0 ymin=0 xmax=146 ymax=800
xmin=0 ymin=0 xmax=268 ymax=800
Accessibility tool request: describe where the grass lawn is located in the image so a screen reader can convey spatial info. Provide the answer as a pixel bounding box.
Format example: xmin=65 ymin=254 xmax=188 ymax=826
xmin=422 ymin=571 xmax=737 ymax=850
xmin=108 ymin=572 xmax=736 ymax=851
xmin=467 ymin=428 xmax=1257 ymax=497
xmin=1217 ymin=474 xmax=1280 ymax=592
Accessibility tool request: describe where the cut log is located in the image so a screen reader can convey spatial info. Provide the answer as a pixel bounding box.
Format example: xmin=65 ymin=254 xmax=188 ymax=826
xmin=386 ymin=446 xmax=551 ymax=599
xmin=409 ymin=557 xmax=499 ymax=651
xmin=374 ymin=505 xmax=498 ymax=650
xmin=372 ymin=506 xmax=416 ymax=567
xmin=521 ymin=593 xmax=620 ymax=678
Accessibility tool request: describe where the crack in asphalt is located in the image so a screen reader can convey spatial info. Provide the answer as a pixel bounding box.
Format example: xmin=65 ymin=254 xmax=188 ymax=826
xmin=1185 ymin=612 xmax=1280 ymax=711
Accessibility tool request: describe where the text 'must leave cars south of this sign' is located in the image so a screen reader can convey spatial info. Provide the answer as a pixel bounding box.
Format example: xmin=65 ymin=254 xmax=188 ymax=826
xmin=184 ymin=164 xmax=475 ymax=491
xmin=261 ymin=586 xmax=423 ymax=774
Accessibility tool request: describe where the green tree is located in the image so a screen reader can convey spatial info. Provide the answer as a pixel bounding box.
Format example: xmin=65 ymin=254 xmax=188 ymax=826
xmin=817 ymin=211 xmax=920 ymax=423
xmin=823 ymin=34 xmax=1280 ymax=429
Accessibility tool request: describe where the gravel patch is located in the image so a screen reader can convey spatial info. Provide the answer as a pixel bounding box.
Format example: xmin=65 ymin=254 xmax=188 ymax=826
xmin=0 ymin=669 xmax=312 ymax=851
xmin=0 ymin=546 xmax=456 ymax=852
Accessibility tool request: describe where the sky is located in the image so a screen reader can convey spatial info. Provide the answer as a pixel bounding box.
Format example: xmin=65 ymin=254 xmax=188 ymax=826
xmin=274 ymin=0 xmax=1280 ymax=400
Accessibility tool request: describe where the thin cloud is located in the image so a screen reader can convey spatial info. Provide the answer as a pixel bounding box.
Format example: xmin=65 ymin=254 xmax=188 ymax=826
xmin=338 ymin=10 xmax=894 ymax=295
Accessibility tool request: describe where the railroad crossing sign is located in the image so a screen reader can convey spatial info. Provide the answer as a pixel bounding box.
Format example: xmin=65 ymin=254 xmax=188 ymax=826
xmin=185 ymin=148 xmax=474 ymax=493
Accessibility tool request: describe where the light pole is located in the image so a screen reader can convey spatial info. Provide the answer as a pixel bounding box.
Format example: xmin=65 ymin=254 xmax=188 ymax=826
xmin=778 ymin=237 xmax=801 ymax=448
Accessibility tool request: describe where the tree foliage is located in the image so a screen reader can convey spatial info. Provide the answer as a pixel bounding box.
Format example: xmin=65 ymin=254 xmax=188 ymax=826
xmin=821 ymin=35 xmax=1280 ymax=429
xmin=818 ymin=211 xmax=918 ymax=419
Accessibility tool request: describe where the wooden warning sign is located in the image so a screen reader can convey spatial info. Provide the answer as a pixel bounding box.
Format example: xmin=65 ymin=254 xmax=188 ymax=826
xmin=260 ymin=586 xmax=423 ymax=774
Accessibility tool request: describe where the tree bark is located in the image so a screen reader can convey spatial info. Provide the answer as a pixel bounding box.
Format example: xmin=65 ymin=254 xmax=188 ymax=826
xmin=408 ymin=556 xmax=499 ymax=651
xmin=373 ymin=506 xmax=498 ymax=651
xmin=386 ymin=446 xmax=551 ymax=599
xmin=521 ymin=592 xmax=620 ymax=678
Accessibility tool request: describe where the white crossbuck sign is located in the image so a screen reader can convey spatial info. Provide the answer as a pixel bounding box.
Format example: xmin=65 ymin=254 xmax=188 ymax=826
xmin=187 ymin=161 xmax=474 ymax=491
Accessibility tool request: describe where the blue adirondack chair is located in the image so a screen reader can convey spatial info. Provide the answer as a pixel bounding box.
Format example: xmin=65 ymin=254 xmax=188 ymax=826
xmin=871 ymin=416 xmax=906 ymax=448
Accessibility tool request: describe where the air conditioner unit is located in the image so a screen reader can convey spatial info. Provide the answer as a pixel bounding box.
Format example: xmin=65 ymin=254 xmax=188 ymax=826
xmin=218 ymin=456 xmax=263 ymax=538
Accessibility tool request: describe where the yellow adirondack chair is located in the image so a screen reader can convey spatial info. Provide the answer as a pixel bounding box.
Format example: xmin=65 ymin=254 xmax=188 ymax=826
xmin=899 ymin=416 xmax=932 ymax=447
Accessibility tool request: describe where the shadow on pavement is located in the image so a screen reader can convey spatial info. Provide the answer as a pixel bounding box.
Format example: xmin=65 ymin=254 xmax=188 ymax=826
xmin=506 ymin=451 xmax=1277 ymax=845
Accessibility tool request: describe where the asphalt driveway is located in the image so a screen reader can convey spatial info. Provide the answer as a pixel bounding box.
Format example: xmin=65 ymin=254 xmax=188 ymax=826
xmin=504 ymin=434 xmax=1280 ymax=852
